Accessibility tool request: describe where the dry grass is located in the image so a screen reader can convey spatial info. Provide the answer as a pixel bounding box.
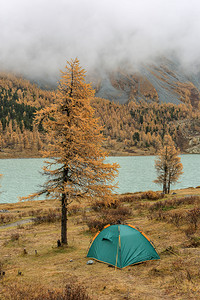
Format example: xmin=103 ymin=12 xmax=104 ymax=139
xmin=86 ymin=206 xmax=132 ymax=232
xmin=1 ymin=282 xmax=91 ymax=300
xmin=0 ymin=188 xmax=200 ymax=299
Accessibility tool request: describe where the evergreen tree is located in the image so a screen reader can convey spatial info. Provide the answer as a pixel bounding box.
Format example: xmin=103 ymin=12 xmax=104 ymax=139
xmin=21 ymin=59 xmax=119 ymax=244
xmin=154 ymin=135 xmax=183 ymax=194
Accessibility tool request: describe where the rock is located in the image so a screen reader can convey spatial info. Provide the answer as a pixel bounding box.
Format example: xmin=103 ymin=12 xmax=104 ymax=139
xmin=0 ymin=209 xmax=10 ymax=213
xmin=87 ymin=260 xmax=94 ymax=265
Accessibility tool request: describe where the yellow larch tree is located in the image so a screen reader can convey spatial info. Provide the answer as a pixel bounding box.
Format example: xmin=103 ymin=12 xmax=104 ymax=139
xmin=154 ymin=134 xmax=183 ymax=194
xmin=22 ymin=58 xmax=119 ymax=244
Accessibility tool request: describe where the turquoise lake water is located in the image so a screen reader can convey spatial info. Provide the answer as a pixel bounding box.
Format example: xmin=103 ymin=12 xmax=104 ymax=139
xmin=0 ymin=155 xmax=199 ymax=204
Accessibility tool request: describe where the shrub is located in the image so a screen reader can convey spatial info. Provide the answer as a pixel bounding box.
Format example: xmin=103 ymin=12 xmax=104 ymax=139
xmin=91 ymin=197 xmax=120 ymax=211
xmin=120 ymin=191 xmax=163 ymax=203
xmin=64 ymin=284 xmax=91 ymax=300
xmin=1 ymin=282 xmax=91 ymax=300
xmin=68 ymin=205 xmax=80 ymax=216
xmin=10 ymin=233 xmax=20 ymax=241
xmin=19 ymin=211 xmax=28 ymax=218
xmin=148 ymin=196 xmax=200 ymax=212
xmin=86 ymin=218 xmax=106 ymax=232
xmin=168 ymin=212 xmax=184 ymax=227
xmin=34 ymin=211 xmax=61 ymax=224
xmin=29 ymin=209 xmax=43 ymax=217
xmin=141 ymin=191 xmax=162 ymax=200
xmin=120 ymin=194 xmax=142 ymax=203
xmin=148 ymin=200 xmax=171 ymax=212
xmin=87 ymin=206 xmax=132 ymax=232
xmin=148 ymin=209 xmax=167 ymax=222
xmin=174 ymin=195 xmax=200 ymax=205
xmin=186 ymin=207 xmax=200 ymax=230
xmin=184 ymin=226 xmax=197 ymax=238
xmin=102 ymin=206 xmax=132 ymax=218
xmin=185 ymin=236 xmax=200 ymax=248
xmin=0 ymin=214 xmax=14 ymax=225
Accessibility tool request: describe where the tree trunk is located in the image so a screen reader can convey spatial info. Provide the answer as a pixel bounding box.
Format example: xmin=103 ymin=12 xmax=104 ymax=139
xmin=163 ymin=164 xmax=167 ymax=194
xmin=167 ymin=177 xmax=171 ymax=194
xmin=163 ymin=148 xmax=168 ymax=194
xmin=61 ymin=193 xmax=68 ymax=244
xmin=61 ymin=167 xmax=69 ymax=245
xmin=163 ymin=181 xmax=166 ymax=194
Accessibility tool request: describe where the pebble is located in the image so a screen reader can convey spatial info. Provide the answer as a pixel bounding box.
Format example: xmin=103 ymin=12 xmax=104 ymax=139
xmin=87 ymin=260 xmax=94 ymax=265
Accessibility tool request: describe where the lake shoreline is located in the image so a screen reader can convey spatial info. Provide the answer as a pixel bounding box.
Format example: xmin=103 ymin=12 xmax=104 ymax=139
xmin=0 ymin=149 xmax=195 ymax=159
xmin=0 ymin=186 xmax=200 ymax=206
xmin=0 ymin=155 xmax=200 ymax=204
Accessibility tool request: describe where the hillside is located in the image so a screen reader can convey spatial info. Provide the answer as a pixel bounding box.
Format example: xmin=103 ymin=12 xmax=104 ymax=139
xmin=92 ymin=98 xmax=200 ymax=155
xmin=0 ymin=188 xmax=200 ymax=299
xmin=95 ymin=57 xmax=200 ymax=109
xmin=0 ymin=73 xmax=54 ymax=158
xmin=0 ymin=69 xmax=200 ymax=158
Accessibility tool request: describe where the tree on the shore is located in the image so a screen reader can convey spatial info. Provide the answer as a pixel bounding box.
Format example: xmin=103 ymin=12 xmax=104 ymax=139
xmin=21 ymin=58 xmax=119 ymax=244
xmin=154 ymin=135 xmax=183 ymax=194
xmin=0 ymin=174 xmax=2 ymax=195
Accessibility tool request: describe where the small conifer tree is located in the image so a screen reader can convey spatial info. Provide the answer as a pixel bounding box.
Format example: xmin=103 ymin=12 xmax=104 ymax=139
xmin=154 ymin=135 xmax=183 ymax=194
xmin=21 ymin=59 xmax=119 ymax=244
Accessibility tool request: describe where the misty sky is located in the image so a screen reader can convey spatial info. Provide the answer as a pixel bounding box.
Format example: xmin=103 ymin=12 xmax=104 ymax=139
xmin=1 ymin=0 xmax=200 ymax=82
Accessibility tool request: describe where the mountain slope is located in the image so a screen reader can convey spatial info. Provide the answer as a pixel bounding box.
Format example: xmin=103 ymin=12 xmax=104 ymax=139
xmin=95 ymin=58 xmax=200 ymax=108
xmin=0 ymin=68 xmax=200 ymax=158
xmin=0 ymin=73 xmax=54 ymax=157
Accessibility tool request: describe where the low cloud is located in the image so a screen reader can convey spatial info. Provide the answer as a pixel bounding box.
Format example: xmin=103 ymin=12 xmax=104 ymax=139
xmin=1 ymin=0 xmax=200 ymax=83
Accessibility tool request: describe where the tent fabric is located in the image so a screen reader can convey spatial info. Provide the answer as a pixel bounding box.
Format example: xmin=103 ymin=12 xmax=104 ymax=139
xmin=87 ymin=224 xmax=160 ymax=268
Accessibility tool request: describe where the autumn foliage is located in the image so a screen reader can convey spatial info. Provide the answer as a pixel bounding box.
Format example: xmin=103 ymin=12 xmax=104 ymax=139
xmin=154 ymin=135 xmax=183 ymax=194
xmin=21 ymin=59 xmax=119 ymax=244
xmin=0 ymin=71 xmax=200 ymax=156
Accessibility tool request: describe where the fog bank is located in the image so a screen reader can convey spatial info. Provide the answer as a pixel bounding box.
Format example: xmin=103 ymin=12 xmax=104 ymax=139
xmin=1 ymin=0 xmax=200 ymax=83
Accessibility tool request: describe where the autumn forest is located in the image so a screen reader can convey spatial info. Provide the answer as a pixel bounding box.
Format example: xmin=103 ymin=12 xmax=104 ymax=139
xmin=0 ymin=72 xmax=200 ymax=158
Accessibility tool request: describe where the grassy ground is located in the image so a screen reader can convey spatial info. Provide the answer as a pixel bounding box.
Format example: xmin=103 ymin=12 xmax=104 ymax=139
xmin=0 ymin=188 xmax=200 ymax=299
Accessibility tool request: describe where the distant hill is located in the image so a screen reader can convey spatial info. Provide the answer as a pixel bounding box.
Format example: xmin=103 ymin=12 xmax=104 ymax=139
xmin=0 ymin=67 xmax=200 ymax=158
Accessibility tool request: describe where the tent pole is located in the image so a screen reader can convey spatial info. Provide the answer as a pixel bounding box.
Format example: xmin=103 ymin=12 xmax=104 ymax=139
xmin=115 ymin=225 xmax=121 ymax=270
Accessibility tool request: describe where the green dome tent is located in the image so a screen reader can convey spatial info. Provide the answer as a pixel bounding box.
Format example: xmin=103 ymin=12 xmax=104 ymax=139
xmin=87 ymin=224 xmax=160 ymax=269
